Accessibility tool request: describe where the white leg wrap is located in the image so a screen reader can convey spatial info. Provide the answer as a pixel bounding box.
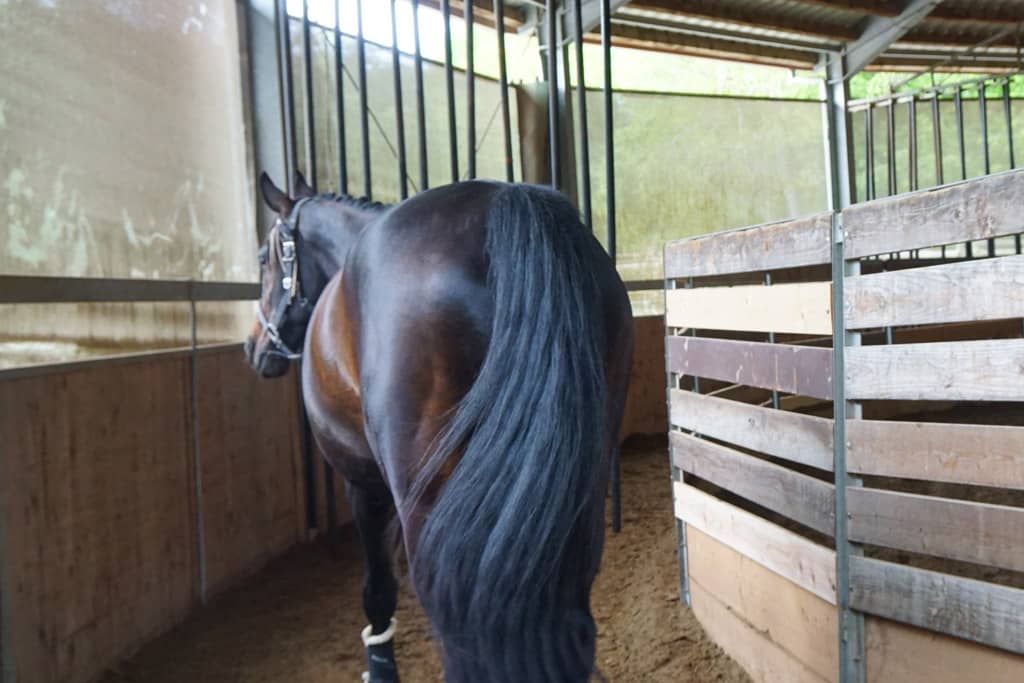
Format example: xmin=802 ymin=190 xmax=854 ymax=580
xmin=361 ymin=618 xmax=397 ymax=647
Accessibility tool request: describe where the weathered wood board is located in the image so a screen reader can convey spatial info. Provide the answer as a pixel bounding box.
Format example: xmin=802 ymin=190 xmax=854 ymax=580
xmin=669 ymin=389 xmax=834 ymax=471
xmin=666 ymin=281 xmax=833 ymax=335
xmin=666 ymin=335 xmax=833 ymax=399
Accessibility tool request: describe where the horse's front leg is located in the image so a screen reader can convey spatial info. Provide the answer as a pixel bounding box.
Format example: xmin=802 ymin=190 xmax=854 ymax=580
xmin=346 ymin=480 xmax=401 ymax=683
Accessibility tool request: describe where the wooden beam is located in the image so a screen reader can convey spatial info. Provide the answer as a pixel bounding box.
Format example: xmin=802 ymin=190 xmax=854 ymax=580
xmin=670 ymin=389 xmax=834 ymax=471
xmin=843 ymin=169 xmax=1024 ymax=259
xmin=672 ymin=431 xmax=836 ymax=535
xmin=847 ymin=419 xmax=1024 ymax=490
xmin=845 ymin=339 xmax=1024 ymax=402
xmin=627 ymin=0 xmax=859 ymax=40
xmin=674 ymin=482 xmax=838 ymax=604
xmin=664 ymin=212 xmax=832 ymax=280
xmin=845 ymin=254 xmax=1024 ymax=330
xmin=848 ymin=488 xmax=1024 ymax=573
xmin=850 ymin=556 xmax=1024 ymax=655
xmin=666 ymin=281 xmax=833 ymax=335
xmin=666 ymin=335 xmax=833 ymax=400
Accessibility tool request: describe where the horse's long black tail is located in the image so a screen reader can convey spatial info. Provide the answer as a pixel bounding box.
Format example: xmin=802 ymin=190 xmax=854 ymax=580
xmin=411 ymin=184 xmax=611 ymax=682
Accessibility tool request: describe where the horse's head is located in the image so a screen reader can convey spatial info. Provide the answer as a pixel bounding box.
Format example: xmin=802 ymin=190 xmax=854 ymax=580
xmin=244 ymin=171 xmax=318 ymax=378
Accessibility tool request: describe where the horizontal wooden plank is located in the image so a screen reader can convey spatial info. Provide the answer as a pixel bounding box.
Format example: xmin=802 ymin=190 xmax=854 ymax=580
xmin=845 ymin=254 xmax=1024 ymax=329
xmin=669 ymin=389 xmax=834 ymax=471
xmin=666 ymin=281 xmax=833 ymax=335
xmin=848 ymin=488 xmax=1024 ymax=573
xmin=671 ymin=431 xmax=835 ymax=535
xmin=847 ymin=419 xmax=1024 ymax=490
xmin=865 ymin=617 xmax=1024 ymax=683
xmin=846 ymin=339 xmax=1024 ymax=401
xmin=844 ymin=169 xmax=1024 ymax=258
xmin=666 ymin=336 xmax=833 ymax=400
xmin=664 ymin=211 xmax=833 ymax=279
xmin=850 ymin=556 xmax=1024 ymax=655
xmin=674 ymin=482 xmax=837 ymax=604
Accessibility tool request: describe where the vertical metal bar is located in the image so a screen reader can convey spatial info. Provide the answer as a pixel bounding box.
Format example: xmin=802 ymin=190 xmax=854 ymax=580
xmin=356 ymin=0 xmax=372 ymax=198
xmin=334 ymin=0 xmax=348 ymax=194
xmin=546 ymin=0 xmax=560 ymax=190
xmin=573 ymin=0 xmax=592 ymax=230
xmin=765 ymin=272 xmax=780 ymax=409
xmin=955 ymin=85 xmax=966 ymax=180
xmin=1004 ymin=80 xmax=1016 ymax=170
xmin=412 ymin=0 xmax=429 ymax=191
xmin=601 ymin=0 xmax=616 ymax=262
xmin=277 ymin=0 xmax=297 ymax=194
xmin=864 ymin=106 xmax=874 ymax=200
xmin=931 ymin=93 xmax=943 ymax=186
xmin=390 ymin=0 xmax=408 ymax=199
xmin=441 ymin=0 xmax=459 ymax=183
xmin=301 ymin=0 xmax=317 ymax=189
xmin=189 ymin=295 xmax=208 ymax=604
xmin=494 ymin=0 xmax=515 ymax=183
xmin=908 ymin=96 xmax=918 ymax=192
xmin=980 ymin=83 xmax=994 ymax=255
xmin=886 ymin=99 xmax=896 ymax=196
xmin=466 ymin=0 xmax=476 ymax=179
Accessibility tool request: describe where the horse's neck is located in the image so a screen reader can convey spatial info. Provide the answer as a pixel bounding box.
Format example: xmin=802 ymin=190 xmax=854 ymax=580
xmin=302 ymin=201 xmax=381 ymax=290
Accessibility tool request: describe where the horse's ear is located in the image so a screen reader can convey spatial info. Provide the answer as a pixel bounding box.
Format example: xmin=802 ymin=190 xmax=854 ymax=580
xmin=259 ymin=171 xmax=294 ymax=215
xmin=294 ymin=170 xmax=316 ymax=199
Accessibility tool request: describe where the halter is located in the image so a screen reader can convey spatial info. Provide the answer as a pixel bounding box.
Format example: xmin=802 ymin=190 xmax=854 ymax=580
xmin=257 ymin=196 xmax=314 ymax=360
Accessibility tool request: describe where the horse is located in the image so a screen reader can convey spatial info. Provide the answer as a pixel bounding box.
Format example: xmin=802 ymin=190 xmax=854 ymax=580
xmin=244 ymin=170 xmax=633 ymax=683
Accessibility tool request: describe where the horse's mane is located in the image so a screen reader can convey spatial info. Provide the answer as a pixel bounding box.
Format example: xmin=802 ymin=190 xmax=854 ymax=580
xmin=320 ymin=192 xmax=390 ymax=213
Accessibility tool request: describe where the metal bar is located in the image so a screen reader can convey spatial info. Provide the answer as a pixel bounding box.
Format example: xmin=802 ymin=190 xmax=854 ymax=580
xmin=390 ymin=0 xmax=408 ymax=199
xmin=865 ymin=106 xmax=875 ymax=200
xmin=601 ymin=0 xmax=616 ymax=262
xmin=413 ymin=0 xmax=429 ymax=190
xmin=301 ymin=0 xmax=317 ymax=190
xmin=980 ymin=83 xmax=991 ymax=176
xmin=494 ymin=0 xmax=515 ymax=182
xmin=466 ymin=0 xmax=476 ymax=180
xmin=886 ymin=98 xmax=896 ymax=196
xmin=574 ymin=0 xmax=592 ymax=230
xmin=546 ymin=0 xmax=560 ymax=190
xmin=334 ymin=0 xmax=348 ymax=194
xmin=908 ymin=96 xmax=918 ymax=191
xmin=765 ymin=273 xmax=780 ymax=409
xmin=442 ymin=0 xmax=459 ymax=183
xmin=276 ymin=0 xmax=297 ymax=195
xmin=931 ymin=92 xmax=943 ymax=186
xmin=849 ymin=73 xmax=1018 ymax=109
xmin=189 ymin=299 xmax=208 ymax=605
xmin=356 ymin=0 xmax=371 ymax=199
xmin=1005 ymin=81 xmax=1016 ymax=170
xmin=0 ymin=276 xmax=258 ymax=304
xmin=955 ymin=86 xmax=966 ymax=180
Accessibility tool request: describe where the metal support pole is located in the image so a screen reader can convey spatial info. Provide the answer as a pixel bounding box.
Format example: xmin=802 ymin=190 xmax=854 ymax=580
xmin=931 ymin=94 xmax=943 ymax=186
xmin=601 ymin=0 xmax=616 ymax=262
xmin=356 ymin=0 xmax=371 ymax=198
xmin=546 ymin=0 xmax=561 ymax=190
xmin=955 ymin=85 xmax=967 ymax=180
xmin=1004 ymin=81 xmax=1016 ymax=170
xmin=189 ymin=296 xmax=208 ymax=604
xmin=466 ymin=0 xmax=476 ymax=180
xmin=441 ymin=0 xmax=459 ymax=183
xmin=573 ymin=0 xmax=592 ymax=230
xmin=412 ymin=0 xmax=429 ymax=191
xmin=301 ymin=0 xmax=317 ymax=188
xmin=980 ymin=84 xmax=991 ymax=176
xmin=494 ymin=0 xmax=515 ymax=183
xmin=276 ymin=0 xmax=297 ymax=194
xmin=334 ymin=0 xmax=349 ymax=194
xmin=864 ymin=107 xmax=875 ymax=201
xmin=390 ymin=0 xmax=408 ymax=199
xmin=908 ymin=96 xmax=918 ymax=192
xmin=886 ymin=99 xmax=896 ymax=196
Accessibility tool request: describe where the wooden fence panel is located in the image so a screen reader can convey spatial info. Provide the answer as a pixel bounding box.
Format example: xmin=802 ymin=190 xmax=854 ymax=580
xmin=850 ymin=556 xmax=1024 ymax=655
xmin=666 ymin=282 xmax=833 ymax=335
xmin=666 ymin=336 xmax=833 ymax=399
xmin=671 ymin=432 xmax=835 ymax=535
xmin=674 ymin=482 xmax=837 ymax=604
xmin=848 ymin=488 xmax=1024 ymax=573
xmin=846 ymin=339 xmax=1024 ymax=401
xmin=845 ymin=254 xmax=1024 ymax=330
xmin=669 ymin=389 xmax=833 ymax=471
xmin=664 ymin=212 xmax=832 ymax=279
xmin=843 ymin=169 xmax=1024 ymax=258
xmin=846 ymin=419 xmax=1024 ymax=489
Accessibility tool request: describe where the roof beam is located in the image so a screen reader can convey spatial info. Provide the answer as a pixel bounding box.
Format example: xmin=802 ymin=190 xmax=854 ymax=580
xmin=789 ymin=0 xmax=901 ymax=16
xmin=903 ymin=21 xmax=1024 ymax=48
xmin=930 ymin=3 xmax=1024 ymax=23
xmin=843 ymin=0 xmax=944 ymax=77
xmin=626 ymin=0 xmax=860 ymax=40
xmin=566 ymin=0 xmax=632 ymax=35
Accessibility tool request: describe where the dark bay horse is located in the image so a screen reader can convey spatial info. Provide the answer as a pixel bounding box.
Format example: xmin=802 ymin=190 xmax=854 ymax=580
xmin=245 ymin=171 xmax=633 ymax=683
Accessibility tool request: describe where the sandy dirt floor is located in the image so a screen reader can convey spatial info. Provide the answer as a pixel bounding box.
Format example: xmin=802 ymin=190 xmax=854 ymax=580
xmin=100 ymin=439 xmax=749 ymax=682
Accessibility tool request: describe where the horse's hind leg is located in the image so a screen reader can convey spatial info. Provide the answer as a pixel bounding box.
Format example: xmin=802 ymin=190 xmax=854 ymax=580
xmin=346 ymin=480 xmax=401 ymax=683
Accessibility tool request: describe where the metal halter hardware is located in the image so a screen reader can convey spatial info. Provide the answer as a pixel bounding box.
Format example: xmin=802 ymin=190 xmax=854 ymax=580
xmin=257 ymin=197 xmax=313 ymax=360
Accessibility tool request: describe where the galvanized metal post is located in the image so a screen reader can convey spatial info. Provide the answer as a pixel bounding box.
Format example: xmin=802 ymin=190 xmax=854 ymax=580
xmin=1004 ymin=80 xmax=1016 ymax=170
xmin=601 ymin=0 xmax=616 ymax=261
xmin=885 ymin=98 xmax=896 ymax=196
xmin=545 ymin=0 xmax=561 ymax=190
xmin=276 ymin=0 xmax=297 ymax=195
xmin=864 ymin=106 xmax=875 ymax=200
xmin=908 ymin=96 xmax=918 ymax=191
xmin=494 ymin=0 xmax=515 ymax=182
xmin=390 ymin=0 xmax=408 ymax=199
xmin=466 ymin=0 xmax=477 ymax=180
xmin=441 ymin=0 xmax=459 ymax=183
xmin=334 ymin=0 xmax=349 ymax=194
xmin=931 ymin=93 xmax=943 ymax=186
xmin=301 ymin=0 xmax=317 ymax=187
xmin=412 ymin=0 xmax=429 ymax=190
xmin=356 ymin=0 xmax=372 ymax=199
xmin=980 ymin=83 xmax=994 ymax=255
xmin=573 ymin=0 xmax=592 ymax=230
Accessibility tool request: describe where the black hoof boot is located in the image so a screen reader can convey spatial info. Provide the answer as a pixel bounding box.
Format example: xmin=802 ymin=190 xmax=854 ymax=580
xmin=361 ymin=620 xmax=400 ymax=683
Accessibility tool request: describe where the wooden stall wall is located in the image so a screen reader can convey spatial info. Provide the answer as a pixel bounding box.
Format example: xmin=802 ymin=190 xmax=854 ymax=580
xmin=620 ymin=315 xmax=668 ymax=440
xmin=0 ymin=347 xmax=309 ymax=683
